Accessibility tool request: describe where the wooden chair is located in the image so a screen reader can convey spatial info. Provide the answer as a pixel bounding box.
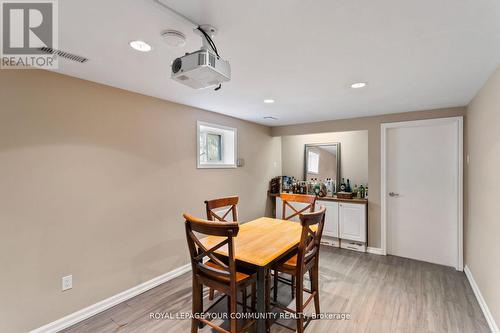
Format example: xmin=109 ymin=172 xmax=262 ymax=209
xmin=184 ymin=213 xmax=256 ymax=333
xmin=271 ymin=207 xmax=326 ymax=333
xmin=204 ymin=196 xmax=241 ymax=301
xmin=205 ymin=196 xmax=239 ymax=222
xmin=278 ymin=193 xmax=317 ymax=298
xmin=281 ymin=193 xmax=316 ymax=221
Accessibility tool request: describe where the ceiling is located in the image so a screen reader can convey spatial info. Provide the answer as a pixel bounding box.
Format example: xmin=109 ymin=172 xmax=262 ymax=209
xmin=52 ymin=0 xmax=500 ymax=126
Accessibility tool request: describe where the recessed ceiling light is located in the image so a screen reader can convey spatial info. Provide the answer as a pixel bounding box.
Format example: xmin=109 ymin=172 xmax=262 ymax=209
xmin=350 ymin=82 xmax=367 ymax=89
xmin=129 ymin=40 xmax=152 ymax=52
xmin=264 ymin=116 xmax=278 ymax=120
xmin=263 ymin=99 xmax=275 ymax=104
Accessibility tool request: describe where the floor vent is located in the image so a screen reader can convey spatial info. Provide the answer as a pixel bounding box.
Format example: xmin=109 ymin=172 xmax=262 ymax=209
xmin=39 ymin=47 xmax=89 ymax=63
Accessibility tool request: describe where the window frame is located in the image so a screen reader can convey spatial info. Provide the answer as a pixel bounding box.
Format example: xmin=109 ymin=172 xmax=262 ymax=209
xmin=197 ymin=121 xmax=237 ymax=169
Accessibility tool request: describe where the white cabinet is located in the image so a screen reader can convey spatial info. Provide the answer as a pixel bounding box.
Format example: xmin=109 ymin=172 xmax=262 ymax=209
xmin=276 ymin=198 xmax=339 ymax=237
xmin=275 ymin=197 xmax=310 ymax=222
xmin=339 ymin=202 xmax=367 ymax=242
xmin=275 ymin=197 xmax=367 ymax=249
xmin=275 ymin=197 xmax=283 ymax=219
xmin=320 ymin=201 xmax=339 ymax=238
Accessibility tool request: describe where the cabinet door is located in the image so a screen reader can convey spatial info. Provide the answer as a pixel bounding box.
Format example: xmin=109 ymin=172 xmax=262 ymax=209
xmin=275 ymin=197 xmax=282 ymax=219
xmin=339 ymin=203 xmax=367 ymax=242
xmin=321 ymin=201 xmax=339 ymax=238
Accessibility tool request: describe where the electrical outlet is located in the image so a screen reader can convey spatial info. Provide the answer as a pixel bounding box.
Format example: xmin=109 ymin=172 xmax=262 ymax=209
xmin=62 ymin=275 xmax=72 ymax=291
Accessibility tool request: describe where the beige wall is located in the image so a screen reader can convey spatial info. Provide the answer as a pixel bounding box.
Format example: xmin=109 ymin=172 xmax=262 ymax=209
xmin=465 ymin=65 xmax=500 ymax=327
xmin=282 ymin=131 xmax=368 ymax=186
xmin=0 ymin=70 xmax=281 ymax=333
xmin=273 ymin=107 xmax=466 ymax=248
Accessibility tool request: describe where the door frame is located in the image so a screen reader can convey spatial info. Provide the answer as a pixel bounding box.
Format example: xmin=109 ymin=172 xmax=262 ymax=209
xmin=381 ymin=117 xmax=463 ymax=270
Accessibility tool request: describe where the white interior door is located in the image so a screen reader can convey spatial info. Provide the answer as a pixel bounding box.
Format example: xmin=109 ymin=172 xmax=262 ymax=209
xmin=384 ymin=117 xmax=462 ymax=269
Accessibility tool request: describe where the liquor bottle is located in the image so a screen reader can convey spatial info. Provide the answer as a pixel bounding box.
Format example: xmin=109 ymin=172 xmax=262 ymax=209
xmin=359 ymin=184 xmax=365 ymax=198
xmin=340 ymin=178 xmax=346 ymax=191
xmin=346 ymin=179 xmax=352 ymax=192
xmin=365 ymin=185 xmax=368 ymax=199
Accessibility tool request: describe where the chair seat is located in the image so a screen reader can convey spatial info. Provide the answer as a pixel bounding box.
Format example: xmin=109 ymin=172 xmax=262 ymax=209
xmin=205 ymin=261 xmax=252 ymax=283
xmin=276 ymin=254 xmax=298 ymax=275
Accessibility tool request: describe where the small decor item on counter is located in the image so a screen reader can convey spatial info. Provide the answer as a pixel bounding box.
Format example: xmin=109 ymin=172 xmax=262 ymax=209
xmin=313 ymin=182 xmax=327 ymax=197
xmin=346 ymin=179 xmax=352 ymax=192
xmin=281 ymin=176 xmax=293 ymax=192
xmin=353 ymin=184 xmax=359 ymax=198
xmin=319 ymin=184 xmax=327 ymax=197
xmin=291 ymin=178 xmax=301 ymax=194
xmin=313 ymin=182 xmax=321 ymax=196
xmin=339 ymin=178 xmax=346 ymax=191
xmin=358 ymin=184 xmax=365 ymax=199
xmin=365 ymin=185 xmax=368 ymax=199
xmin=325 ymin=178 xmax=335 ymax=196
xmin=337 ymin=191 xmax=355 ymax=199
xmin=298 ymin=181 xmax=308 ymax=194
xmin=269 ymin=176 xmax=281 ymax=194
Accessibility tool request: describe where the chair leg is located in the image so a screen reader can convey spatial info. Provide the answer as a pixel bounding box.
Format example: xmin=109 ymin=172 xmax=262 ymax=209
xmin=242 ymin=288 xmax=247 ymax=313
xmin=310 ymin=266 xmax=320 ymax=315
xmin=192 ymin=279 xmax=202 ymax=333
xmin=208 ymin=287 xmax=215 ymax=301
xmin=273 ymin=270 xmax=278 ymax=302
xmin=295 ymin=274 xmax=304 ymax=333
xmin=291 ymin=275 xmax=296 ymax=299
xmin=251 ymin=282 xmax=256 ymax=311
xmin=265 ymin=269 xmax=271 ymax=332
xmin=230 ymin=294 xmax=238 ymax=333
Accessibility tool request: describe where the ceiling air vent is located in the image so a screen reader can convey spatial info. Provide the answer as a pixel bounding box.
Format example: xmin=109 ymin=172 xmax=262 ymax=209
xmin=38 ymin=47 xmax=88 ymax=63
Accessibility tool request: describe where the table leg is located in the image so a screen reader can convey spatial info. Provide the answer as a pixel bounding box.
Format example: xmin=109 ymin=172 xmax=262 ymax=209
xmin=256 ymin=267 xmax=266 ymax=333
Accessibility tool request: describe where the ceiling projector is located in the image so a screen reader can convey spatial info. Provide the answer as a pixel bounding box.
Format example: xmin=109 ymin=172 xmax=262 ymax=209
xmin=171 ymin=25 xmax=230 ymax=90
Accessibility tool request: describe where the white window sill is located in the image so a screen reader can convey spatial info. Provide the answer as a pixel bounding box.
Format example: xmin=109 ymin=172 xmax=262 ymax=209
xmin=197 ymin=164 xmax=237 ymax=169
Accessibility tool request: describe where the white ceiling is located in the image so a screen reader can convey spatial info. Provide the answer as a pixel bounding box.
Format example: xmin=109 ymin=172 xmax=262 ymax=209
xmin=53 ymin=0 xmax=500 ymax=126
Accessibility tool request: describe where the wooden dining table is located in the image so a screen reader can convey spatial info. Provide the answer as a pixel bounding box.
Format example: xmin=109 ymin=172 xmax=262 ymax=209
xmin=200 ymin=217 xmax=307 ymax=333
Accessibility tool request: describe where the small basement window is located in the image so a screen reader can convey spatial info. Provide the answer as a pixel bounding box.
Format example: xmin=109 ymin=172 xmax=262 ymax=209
xmin=197 ymin=121 xmax=237 ymax=168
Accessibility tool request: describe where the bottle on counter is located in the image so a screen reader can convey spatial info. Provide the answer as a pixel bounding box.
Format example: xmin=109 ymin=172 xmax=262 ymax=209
xmin=340 ymin=178 xmax=346 ymax=192
xmin=325 ymin=178 xmax=334 ymax=196
xmin=354 ymin=184 xmax=360 ymax=198
xmin=365 ymin=185 xmax=368 ymax=199
xmin=358 ymin=184 xmax=365 ymax=198
xmin=346 ymin=179 xmax=352 ymax=192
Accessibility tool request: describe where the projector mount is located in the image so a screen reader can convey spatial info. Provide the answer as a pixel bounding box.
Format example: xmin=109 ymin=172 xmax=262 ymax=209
xmin=153 ymin=1 xmax=225 ymax=91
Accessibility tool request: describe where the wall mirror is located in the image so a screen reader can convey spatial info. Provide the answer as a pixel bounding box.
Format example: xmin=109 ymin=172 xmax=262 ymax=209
xmin=304 ymin=143 xmax=341 ymax=185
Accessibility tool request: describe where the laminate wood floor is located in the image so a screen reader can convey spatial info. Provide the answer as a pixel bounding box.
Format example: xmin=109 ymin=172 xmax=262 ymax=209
xmin=60 ymin=247 xmax=489 ymax=333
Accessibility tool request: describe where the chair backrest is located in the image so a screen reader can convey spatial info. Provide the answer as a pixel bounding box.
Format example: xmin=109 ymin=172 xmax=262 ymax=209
xmin=204 ymin=196 xmax=239 ymax=222
xmin=183 ymin=213 xmax=239 ymax=285
xmin=280 ymin=193 xmax=316 ymax=221
xmin=296 ymin=207 xmax=326 ymax=273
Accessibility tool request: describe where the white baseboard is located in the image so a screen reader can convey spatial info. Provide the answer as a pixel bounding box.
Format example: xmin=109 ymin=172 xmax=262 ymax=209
xmin=366 ymin=247 xmax=385 ymax=255
xmin=464 ymin=265 xmax=499 ymax=333
xmin=30 ymin=263 xmax=191 ymax=333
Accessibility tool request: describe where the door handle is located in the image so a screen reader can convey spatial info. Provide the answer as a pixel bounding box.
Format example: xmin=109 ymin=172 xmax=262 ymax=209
xmin=388 ymin=192 xmax=400 ymax=197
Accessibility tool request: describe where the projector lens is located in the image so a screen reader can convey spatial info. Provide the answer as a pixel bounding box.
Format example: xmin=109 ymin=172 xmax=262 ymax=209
xmin=172 ymin=58 xmax=182 ymax=73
